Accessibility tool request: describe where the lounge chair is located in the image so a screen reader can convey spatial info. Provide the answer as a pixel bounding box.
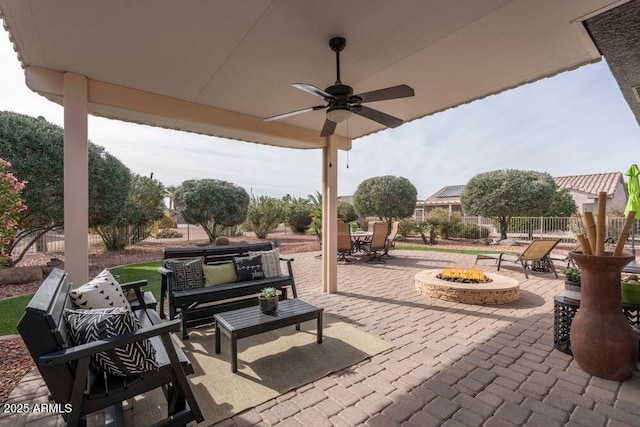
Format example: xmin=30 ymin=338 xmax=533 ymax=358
xmin=475 ymin=238 xmax=561 ymax=279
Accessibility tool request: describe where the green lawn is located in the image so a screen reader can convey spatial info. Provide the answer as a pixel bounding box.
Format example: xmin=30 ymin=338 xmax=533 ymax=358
xmin=0 ymin=294 xmax=34 ymax=336
xmin=0 ymin=261 xmax=163 ymax=336
xmin=110 ymin=261 xmax=162 ymax=301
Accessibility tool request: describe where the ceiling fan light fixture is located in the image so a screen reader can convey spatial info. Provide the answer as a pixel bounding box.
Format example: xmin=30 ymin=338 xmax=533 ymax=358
xmin=326 ymin=107 xmax=352 ymax=123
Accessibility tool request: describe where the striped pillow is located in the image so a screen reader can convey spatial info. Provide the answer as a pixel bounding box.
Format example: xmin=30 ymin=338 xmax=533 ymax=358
xmin=249 ymin=249 xmax=282 ymax=278
xmin=65 ymin=307 xmax=158 ymax=376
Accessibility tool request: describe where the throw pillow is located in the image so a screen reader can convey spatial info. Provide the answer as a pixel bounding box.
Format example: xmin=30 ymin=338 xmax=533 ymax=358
xmin=233 ymin=255 xmax=265 ymax=281
xmin=163 ymin=257 xmax=205 ymax=291
xmin=202 ymin=263 xmax=237 ymax=286
xmin=69 ymin=269 xmax=132 ymax=311
xmin=249 ymin=249 xmax=282 ymax=278
xmin=65 ymin=307 xmax=158 ymax=377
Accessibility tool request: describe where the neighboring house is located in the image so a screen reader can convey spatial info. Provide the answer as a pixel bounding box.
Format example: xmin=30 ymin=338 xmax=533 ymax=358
xmin=555 ymin=172 xmax=627 ymax=214
xmin=415 ymin=185 xmax=465 ymax=223
xmin=414 ymin=172 xmax=627 ymax=220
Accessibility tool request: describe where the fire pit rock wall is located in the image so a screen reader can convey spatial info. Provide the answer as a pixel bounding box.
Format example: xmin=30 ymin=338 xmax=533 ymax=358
xmin=415 ymin=270 xmax=519 ymax=305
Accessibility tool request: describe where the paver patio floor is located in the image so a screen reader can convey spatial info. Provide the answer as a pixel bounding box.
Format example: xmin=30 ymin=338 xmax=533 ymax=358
xmin=4 ymin=249 xmax=640 ymax=426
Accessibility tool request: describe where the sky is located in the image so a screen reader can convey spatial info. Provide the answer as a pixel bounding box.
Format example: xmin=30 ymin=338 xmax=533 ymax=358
xmin=1 ymin=25 xmax=639 ymax=201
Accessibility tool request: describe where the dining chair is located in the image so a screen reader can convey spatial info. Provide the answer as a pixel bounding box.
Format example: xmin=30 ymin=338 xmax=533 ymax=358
xmin=337 ymin=222 xmax=355 ymax=263
xmin=365 ymin=221 xmax=389 ymax=263
xmin=381 ymin=220 xmax=400 ymax=259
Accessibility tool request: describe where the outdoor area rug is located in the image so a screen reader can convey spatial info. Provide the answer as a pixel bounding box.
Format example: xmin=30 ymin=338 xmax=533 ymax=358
xmin=132 ymin=314 xmax=392 ymax=426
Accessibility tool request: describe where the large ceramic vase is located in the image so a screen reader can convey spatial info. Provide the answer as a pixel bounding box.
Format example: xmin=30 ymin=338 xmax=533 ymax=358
xmin=569 ymin=252 xmax=637 ymax=381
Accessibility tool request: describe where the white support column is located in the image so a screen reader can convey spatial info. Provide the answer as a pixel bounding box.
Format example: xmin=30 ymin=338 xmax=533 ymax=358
xmin=63 ymin=73 xmax=89 ymax=285
xmin=321 ymin=137 xmax=339 ymax=293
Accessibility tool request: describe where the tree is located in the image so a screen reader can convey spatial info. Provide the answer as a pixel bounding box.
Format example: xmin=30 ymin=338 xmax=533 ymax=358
xmin=307 ymin=192 xmax=323 ymax=245
xmin=284 ymin=197 xmax=313 ymax=233
xmin=353 ymin=175 xmax=417 ymax=222
xmin=338 ymin=202 xmax=358 ymax=223
xmin=0 ymin=111 xmax=130 ymax=264
xmin=546 ymin=188 xmax=578 ymax=217
xmin=95 ymin=175 xmax=165 ymax=250
xmin=246 ymin=196 xmax=284 ymax=239
xmin=461 ymin=169 xmax=556 ymax=240
xmin=174 ymin=179 xmax=249 ymax=242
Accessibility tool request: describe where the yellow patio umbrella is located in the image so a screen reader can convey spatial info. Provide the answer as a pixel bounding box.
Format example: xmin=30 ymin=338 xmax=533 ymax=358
xmin=624 ymin=164 xmax=640 ymax=254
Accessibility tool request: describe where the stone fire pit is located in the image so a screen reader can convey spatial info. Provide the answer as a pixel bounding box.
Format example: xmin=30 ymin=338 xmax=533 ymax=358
xmin=415 ymin=270 xmax=519 ymax=305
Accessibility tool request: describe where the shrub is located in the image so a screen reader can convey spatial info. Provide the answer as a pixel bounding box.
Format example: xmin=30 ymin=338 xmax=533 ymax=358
xmin=398 ymin=219 xmax=414 ymax=237
xmin=156 ymin=228 xmax=183 ymax=239
xmin=428 ymin=208 xmax=462 ymax=239
xmin=158 ymin=214 xmax=175 ymax=229
xmin=285 ymin=199 xmax=313 ymax=233
xmin=246 ymin=196 xmax=284 ymax=239
xmin=459 ymin=223 xmax=490 ymax=239
xmin=215 ymin=236 xmax=230 ymax=246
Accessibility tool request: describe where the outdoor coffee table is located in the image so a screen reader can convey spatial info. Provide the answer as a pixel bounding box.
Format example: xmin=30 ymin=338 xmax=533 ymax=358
xmin=214 ymin=298 xmax=323 ymax=372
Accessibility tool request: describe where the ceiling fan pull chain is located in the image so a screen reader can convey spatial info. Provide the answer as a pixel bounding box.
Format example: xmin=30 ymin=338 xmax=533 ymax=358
xmin=346 ymin=120 xmax=350 ymax=169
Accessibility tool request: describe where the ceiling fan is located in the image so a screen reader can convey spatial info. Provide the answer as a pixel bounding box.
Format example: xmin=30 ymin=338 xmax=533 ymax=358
xmin=264 ymin=37 xmax=415 ymax=137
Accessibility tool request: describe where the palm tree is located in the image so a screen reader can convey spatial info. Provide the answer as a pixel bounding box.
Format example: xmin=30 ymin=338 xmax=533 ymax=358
xmin=307 ymin=191 xmax=322 ymax=248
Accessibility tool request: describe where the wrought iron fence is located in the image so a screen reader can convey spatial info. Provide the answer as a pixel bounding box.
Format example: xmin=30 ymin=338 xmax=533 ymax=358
xmin=11 ymin=223 xmax=215 ymax=256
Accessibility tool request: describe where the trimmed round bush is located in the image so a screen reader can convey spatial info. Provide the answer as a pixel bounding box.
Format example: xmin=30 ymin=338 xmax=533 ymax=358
xmin=215 ymin=236 xmax=230 ymax=246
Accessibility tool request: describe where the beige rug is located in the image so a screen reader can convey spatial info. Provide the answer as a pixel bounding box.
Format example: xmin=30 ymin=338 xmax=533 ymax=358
xmin=132 ymin=315 xmax=392 ymax=426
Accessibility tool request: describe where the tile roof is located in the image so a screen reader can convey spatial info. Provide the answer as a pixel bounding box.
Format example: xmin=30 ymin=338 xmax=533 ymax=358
xmin=554 ymin=172 xmax=624 ymax=197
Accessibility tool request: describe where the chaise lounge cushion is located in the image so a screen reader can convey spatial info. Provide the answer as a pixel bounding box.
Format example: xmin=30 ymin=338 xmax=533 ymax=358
xmin=202 ymin=262 xmax=238 ymax=287
xmin=233 ymin=255 xmax=265 ymax=281
xmin=249 ymin=248 xmax=282 ymax=278
xmin=164 ymin=257 xmax=205 ymax=291
xmin=65 ymin=307 xmax=158 ymax=376
xmin=69 ymin=269 xmax=131 ymax=311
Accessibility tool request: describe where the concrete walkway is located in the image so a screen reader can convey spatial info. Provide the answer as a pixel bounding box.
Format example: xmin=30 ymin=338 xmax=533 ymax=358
xmin=3 ymin=249 xmax=640 ymax=426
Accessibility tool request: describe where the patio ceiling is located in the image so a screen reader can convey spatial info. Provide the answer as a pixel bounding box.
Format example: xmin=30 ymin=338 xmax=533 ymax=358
xmin=0 ymin=0 xmax=633 ymax=151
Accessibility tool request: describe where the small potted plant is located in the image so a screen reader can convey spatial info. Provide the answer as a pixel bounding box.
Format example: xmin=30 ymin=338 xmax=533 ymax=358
xmin=258 ymin=287 xmax=278 ymax=314
xmin=564 ymin=267 xmax=581 ymax=302
xmin=621 ymin=274 xmax=640 ymax=305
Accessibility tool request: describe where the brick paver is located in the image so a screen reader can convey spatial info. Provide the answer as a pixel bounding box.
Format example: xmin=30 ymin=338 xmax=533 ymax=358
xmin=4 ymin=249 xmax=640 ymax=426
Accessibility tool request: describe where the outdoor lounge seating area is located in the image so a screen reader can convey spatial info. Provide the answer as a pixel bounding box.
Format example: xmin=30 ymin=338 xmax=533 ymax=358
xmin=7 ymin=247 xmax=640 ymax=426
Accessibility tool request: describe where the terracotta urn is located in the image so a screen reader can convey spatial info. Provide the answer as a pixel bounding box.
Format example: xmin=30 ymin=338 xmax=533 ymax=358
xmin=569 ymin=252 xmax=637 ymax=381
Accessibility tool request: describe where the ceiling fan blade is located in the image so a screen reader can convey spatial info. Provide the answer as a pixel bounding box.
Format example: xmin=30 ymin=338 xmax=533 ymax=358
xmin=264 ymin=105 xmax=326 ymax=122
xmin=292 ymin=83 xmax=336 ymax=100
xmin=353 ymin=105 xmax=404 ymax=128
xmin=320 ymin=119 xmax=337 ymax=137
xmin=356 ymin=84 xmax=415 ymax=103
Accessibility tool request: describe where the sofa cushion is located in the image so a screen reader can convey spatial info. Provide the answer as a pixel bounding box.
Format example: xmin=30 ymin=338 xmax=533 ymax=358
xmin=233 ymin=255 xmax=265 ymax=281
xmin=164 ymin=257 xmax=205 ymax=291
xmin=249 ymin=248 xmax=282 ymax=278
xmin=69 ymin=269 xmax=131 ymax=311
xmin=65 ymin=307 xmax=158 ymax=377
xmin=202 ymin=263 xmax=237 ymax=287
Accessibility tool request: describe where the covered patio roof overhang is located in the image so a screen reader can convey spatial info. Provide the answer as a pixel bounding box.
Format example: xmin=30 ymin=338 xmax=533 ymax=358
xmin=0 ymin=0 xmax=638 ymax=291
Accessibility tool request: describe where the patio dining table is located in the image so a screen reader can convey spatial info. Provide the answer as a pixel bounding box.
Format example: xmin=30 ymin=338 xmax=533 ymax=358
xmin=351 ymin=231 xmax=373 ymax=253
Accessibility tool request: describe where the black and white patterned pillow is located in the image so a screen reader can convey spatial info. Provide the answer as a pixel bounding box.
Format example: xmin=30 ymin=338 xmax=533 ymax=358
xmin=249 ymin=249 xmax=282 ymax=278
xmin=65 ymin=307 xmax=158 ymax=377
xmin=163 ymin=257 xmax=205 ymax=291
xmin=234 ymin=255 xmax=265 ymax=281
xmin=69 ymin=269 xmax=132 ymax=311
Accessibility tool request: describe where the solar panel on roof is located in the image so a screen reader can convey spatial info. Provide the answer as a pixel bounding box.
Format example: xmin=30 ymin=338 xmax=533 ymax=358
xmin=437 ymin=186 xmax=464 ymax=198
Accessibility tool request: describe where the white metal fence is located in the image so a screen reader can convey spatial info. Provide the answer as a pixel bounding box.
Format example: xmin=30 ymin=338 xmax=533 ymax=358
xmin=452 ymin=215 xmax=640 ymax=245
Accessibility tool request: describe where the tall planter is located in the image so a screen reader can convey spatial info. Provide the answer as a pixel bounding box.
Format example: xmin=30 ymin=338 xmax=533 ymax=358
xmin=569 ymin=252 xmax=637 ymax=381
